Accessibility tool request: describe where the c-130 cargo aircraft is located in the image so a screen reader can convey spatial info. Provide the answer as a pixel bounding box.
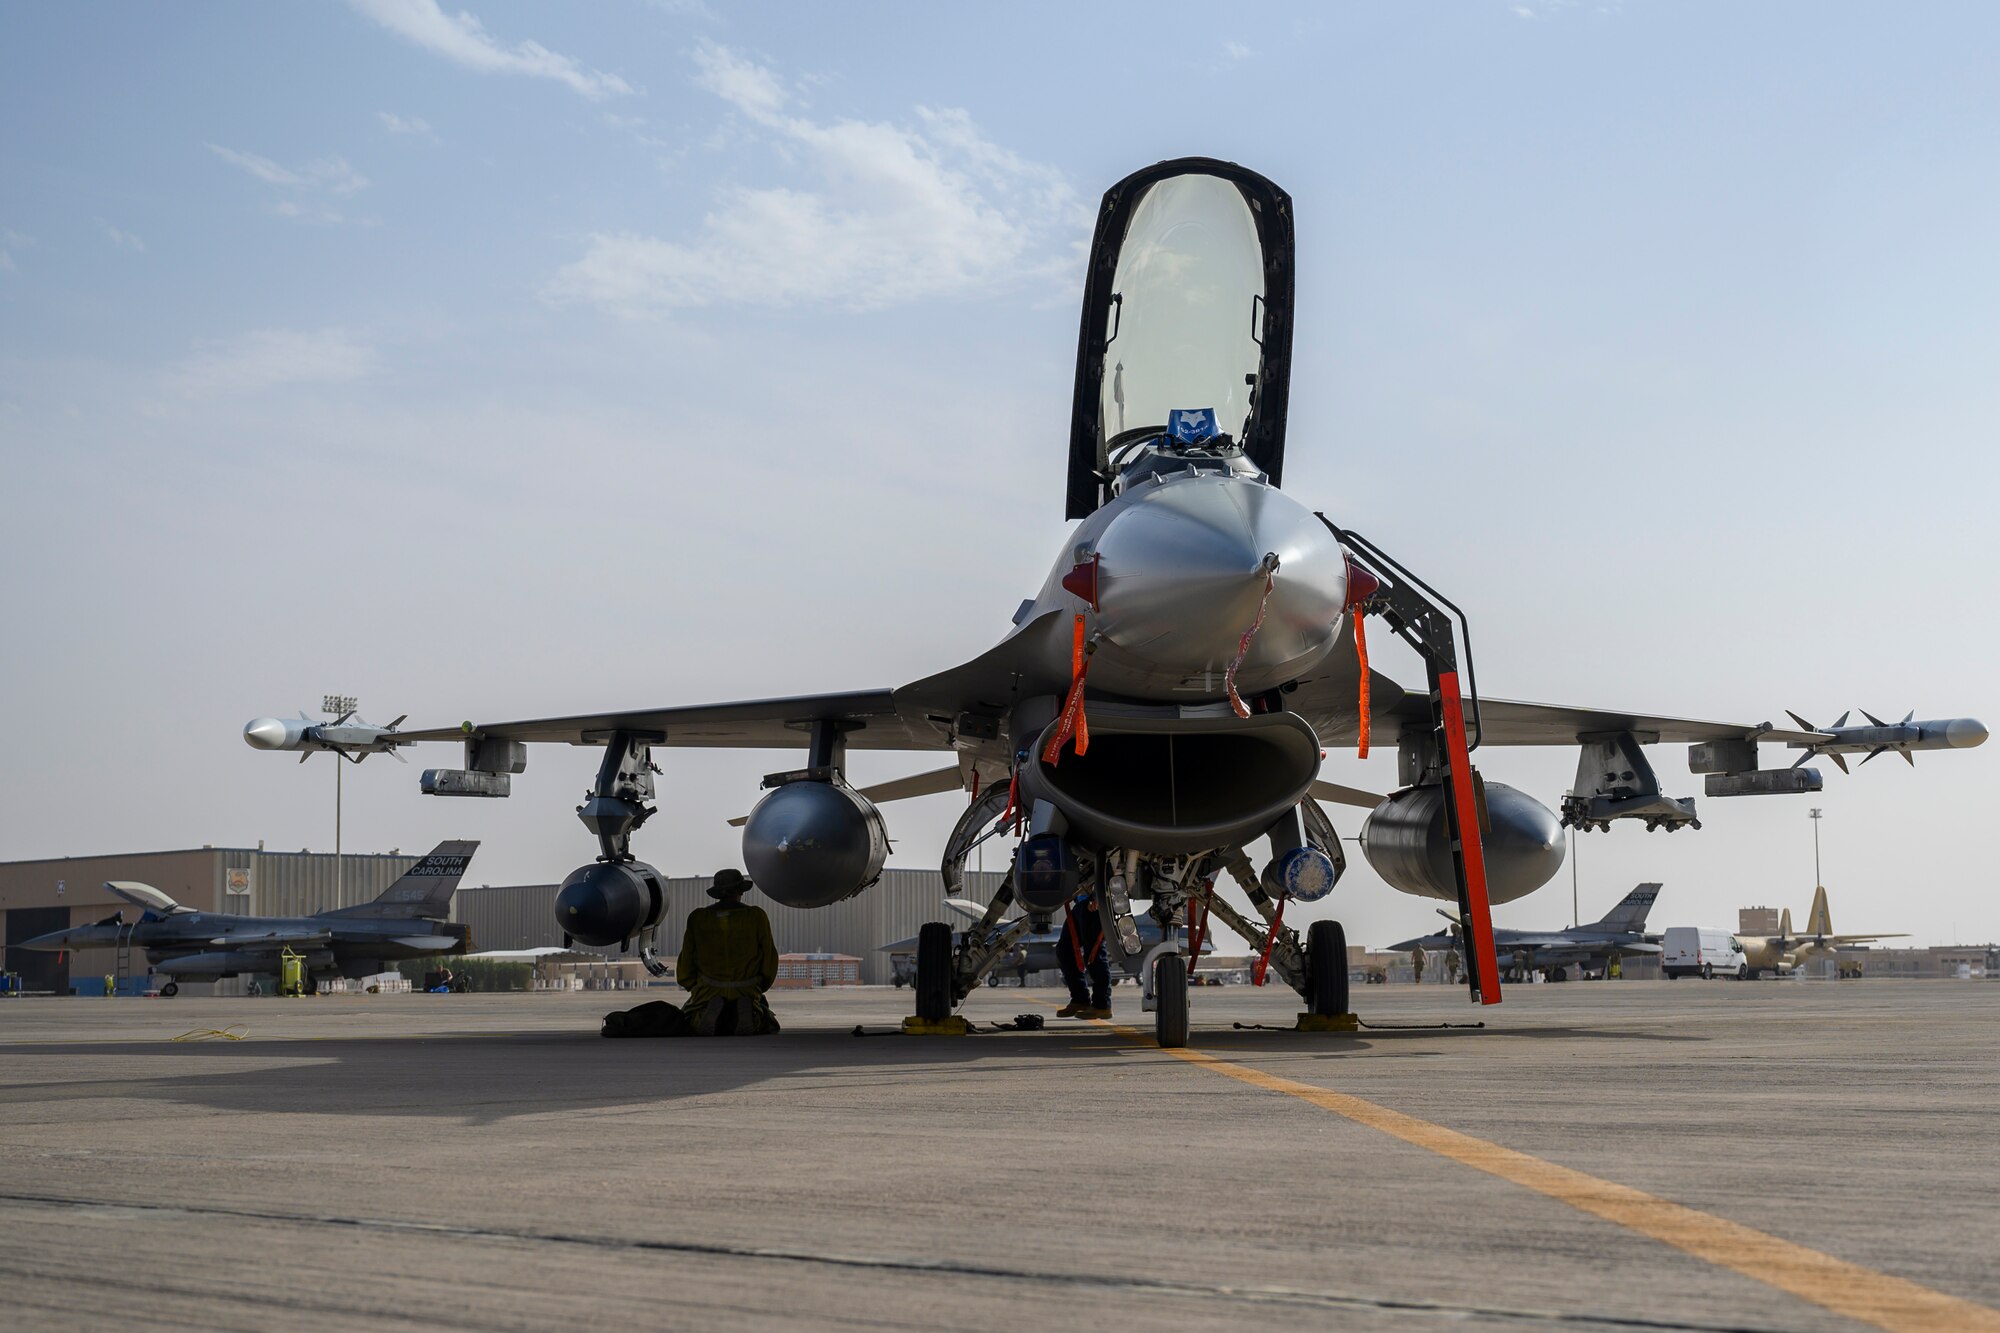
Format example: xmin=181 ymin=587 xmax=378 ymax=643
xmin=245 ymin=159 xmax=1982 ymax=1047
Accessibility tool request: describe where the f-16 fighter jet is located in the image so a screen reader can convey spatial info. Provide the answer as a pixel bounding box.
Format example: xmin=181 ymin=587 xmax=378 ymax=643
xmin=1391 ymin=884 xmax=1665 ymax=984
xmin=21 ymin=841 xmax=476 ymax=995
xmin=245 ymin=159 xmax=1981 ymax=1047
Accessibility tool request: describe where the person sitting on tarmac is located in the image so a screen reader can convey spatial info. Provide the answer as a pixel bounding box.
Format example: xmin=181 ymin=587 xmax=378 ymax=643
xmin=1055 ymin=886 xmax=1112 ymax=1019
xmin=677 ymin=868 xmax=781 ymax=1035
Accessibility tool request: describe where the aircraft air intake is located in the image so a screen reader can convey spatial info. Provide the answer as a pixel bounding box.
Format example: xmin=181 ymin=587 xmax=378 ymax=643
xmin=1359 ymin=782 xmax=1565 ymax=905
xmin=1018 ymin=708 xmax=1321 ymax=854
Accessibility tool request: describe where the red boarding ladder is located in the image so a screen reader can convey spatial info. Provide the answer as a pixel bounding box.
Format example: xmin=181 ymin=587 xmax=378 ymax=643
xmin=1318 ymin=517 xmax=1503 ymax=1006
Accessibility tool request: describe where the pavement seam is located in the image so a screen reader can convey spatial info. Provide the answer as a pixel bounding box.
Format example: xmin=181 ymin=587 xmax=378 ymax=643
xmin=0 ymin=1191 xmax=1777 ymax=1331
xmin=1102 ymin=1023 xmax=2000 ymax=1333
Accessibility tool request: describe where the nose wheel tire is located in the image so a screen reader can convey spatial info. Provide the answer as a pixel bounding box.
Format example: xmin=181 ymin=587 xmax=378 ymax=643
xmin=1701 ymin=964 xmax=1713 ymax=980
xmin=160 ymin=982 xmax=179 ymax=998
xmin=914 ymin=921 xmax=953 ymax=1022
xmin=1306 ymin=919 xmax=1349 ymax=1017
xmin=1154 ymin=953 xmax=1189 ymax=1048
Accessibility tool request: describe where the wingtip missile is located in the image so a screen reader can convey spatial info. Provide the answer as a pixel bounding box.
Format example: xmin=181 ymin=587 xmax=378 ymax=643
xmin=244 ymin=712 xmax=410 ymax=760
xmin=1783 ymin=708 xmax=1985 ymax=768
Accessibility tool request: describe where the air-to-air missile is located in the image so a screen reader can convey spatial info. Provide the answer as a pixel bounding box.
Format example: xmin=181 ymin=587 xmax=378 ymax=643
xmin=1784 ymin=709 xmax=1988 ymax=772
xmin=243 ymin=709 xmax=410 ymax=763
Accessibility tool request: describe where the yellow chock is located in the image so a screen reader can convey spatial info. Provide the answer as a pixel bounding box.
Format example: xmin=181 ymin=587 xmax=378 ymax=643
xmin=901 ymin=1015 xmax=970 ymax=1036
xmin=1295 ymin=1012 xmax=1361 ymax=1033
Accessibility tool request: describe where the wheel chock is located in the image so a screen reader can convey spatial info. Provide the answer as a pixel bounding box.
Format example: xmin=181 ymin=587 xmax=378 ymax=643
xmin=901 ymin=1015 xmax=969 ymax=1036
xmin=1295 ymin=1012 xmax=1360 ymax=1032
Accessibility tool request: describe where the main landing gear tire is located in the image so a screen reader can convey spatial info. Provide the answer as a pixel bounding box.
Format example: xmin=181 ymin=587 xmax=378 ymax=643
xmin=1155 ymin=953 xmax=1189 ymax=1049
xmin=1306 ymin=920 xmax=1349 ymax=1018
xmin=160 ymin=982 xmax=179 ymax=998
xmin=914 ymin=921 xmax=953 ymax=1023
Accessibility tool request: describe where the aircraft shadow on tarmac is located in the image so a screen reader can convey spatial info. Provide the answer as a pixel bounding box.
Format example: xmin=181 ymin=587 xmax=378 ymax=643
xmin=0 ymin=1019 xmax=1700 ymax=1126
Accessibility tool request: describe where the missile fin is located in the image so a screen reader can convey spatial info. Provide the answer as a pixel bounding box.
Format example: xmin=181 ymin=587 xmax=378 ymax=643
xmin=1786 ymin=709 xmax=1816 ymax=733
xmin=1832 ymin=711 xmax=1850 ymax=729
xmin=1861 ymin=709 xmax=1887 ymax=728
xmin=1900 ymin=709 xmax=1914 ymax=726
xmin=1860 ymin=746 xmax=1887 ymax=766
xmin=1829 ymin=752 xmax=1849 ymax=774
xmin=1901 ymin=749 xmax=1915 ymax=767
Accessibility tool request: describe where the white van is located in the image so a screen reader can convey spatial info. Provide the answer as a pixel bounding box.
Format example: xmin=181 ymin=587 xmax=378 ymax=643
xmin=1662 ymin=927 xmax=1748 ymax=980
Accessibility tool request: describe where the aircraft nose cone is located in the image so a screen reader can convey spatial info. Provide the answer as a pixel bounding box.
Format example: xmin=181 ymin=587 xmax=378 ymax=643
xmin=244 ymin=717 xmax=290 ymax=750
xmin=1947 ymin=717 xmax=1988 ymax=748
xmin=1092 ymin=478 xmax=1346 ymax=692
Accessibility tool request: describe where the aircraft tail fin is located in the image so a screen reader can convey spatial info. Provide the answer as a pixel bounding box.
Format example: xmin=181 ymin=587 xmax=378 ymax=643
xmin=1779 ymin=906 xmax=1793 ymax=938
xmin=316 ymin=841 xmax=478 ymax=921
xmin=1806 ymin=884 xmax=1832 ymax=937
xmin=1590 ymin=883 xmax=1662 ymax=934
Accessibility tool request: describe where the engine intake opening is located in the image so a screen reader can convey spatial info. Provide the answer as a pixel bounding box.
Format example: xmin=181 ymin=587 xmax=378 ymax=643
xmin=1020 ymin=708 xmax=1320 ymax=854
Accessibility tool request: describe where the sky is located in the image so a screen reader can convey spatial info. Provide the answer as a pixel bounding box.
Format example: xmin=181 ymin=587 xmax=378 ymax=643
xmin=2 ymin=1 xmax=1996 ymax=951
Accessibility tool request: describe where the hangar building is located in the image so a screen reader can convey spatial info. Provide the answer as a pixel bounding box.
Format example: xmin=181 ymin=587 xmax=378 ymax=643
xmin=2 ymin=847 xmax=1002 ymax=991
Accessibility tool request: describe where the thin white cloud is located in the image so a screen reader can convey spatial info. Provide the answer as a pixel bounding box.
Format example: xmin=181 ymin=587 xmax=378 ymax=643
xmin=99 ymin=222 xmax=146 ymax=252
xmin=348 ymin=0 xmax=631 ymax=100
xmin=692 ymin=42 xmax=787 ymax=119
xmin=1223 ymin=40 xmax=1251 ymax=61
xmin=0 ymin=229 xmax=28 ymax=273
xmin=163 ymin=328 xmax=378 ymax=398
xmin=208 ymin=144 xmax=369 ymax=196
xmin=549 ymin=43 xmax=1079 ymax=315
xmin=377 ymin=110 xmax=434 ymax=136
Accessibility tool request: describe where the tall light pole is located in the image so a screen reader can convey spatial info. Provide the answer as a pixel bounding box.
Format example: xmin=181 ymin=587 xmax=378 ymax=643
xmin=1809 ymin=806 xmax=1823 ymax=890
xmin=324 ymin=694 xmax=356 ymax=903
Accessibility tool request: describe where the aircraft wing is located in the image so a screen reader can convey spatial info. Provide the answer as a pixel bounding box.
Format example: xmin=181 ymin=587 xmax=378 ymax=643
xmin=392 ymin=613 xmax=1085 ymax=754
xmin=1388 ymin=696 xmax=1824 ymax=748
xmin=385 ymin=934 xmax=464 ymax=952
xmin=1284 ymin=641 xmax=1825 ymax=749
xmin=394 ymin=689 xmax=947 ymax=751
xmin=211 ymin=930 xmax=334 ymax=949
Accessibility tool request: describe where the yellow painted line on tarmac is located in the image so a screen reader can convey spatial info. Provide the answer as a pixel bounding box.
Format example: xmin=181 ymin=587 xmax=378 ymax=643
xmin=1108 ymin=1023 xmax=1998 ymax=1333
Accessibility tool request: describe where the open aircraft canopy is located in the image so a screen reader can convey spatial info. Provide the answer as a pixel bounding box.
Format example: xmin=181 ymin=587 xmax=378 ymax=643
xmin=104 ymin=880 xmax=192 ymax=916
xmin=1065 ymin=158 xmax=1296 ymax=518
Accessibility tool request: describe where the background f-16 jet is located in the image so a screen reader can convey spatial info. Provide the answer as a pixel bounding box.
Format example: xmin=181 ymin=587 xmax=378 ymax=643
xmin=23 ymin=841 xmax=476 ymax=995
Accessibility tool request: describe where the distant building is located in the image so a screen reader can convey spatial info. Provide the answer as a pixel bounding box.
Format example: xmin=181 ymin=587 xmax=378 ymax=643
xmin=1834 ymin=945 xmax=1996 ymax=979
xmin=1740 ymin=906 xmax=1782 ymax=936
xmin=774 ymin=954 xmax=862 ymax=987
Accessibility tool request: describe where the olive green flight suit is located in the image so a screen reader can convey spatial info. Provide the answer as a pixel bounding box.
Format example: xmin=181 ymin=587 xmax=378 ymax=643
xmin=677 ymin=901 xmax=780 ymax=1035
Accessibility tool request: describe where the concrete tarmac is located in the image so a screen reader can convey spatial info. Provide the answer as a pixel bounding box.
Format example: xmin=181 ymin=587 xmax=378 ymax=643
xmin=2 ymin=980 xmax=1996 ymax=1331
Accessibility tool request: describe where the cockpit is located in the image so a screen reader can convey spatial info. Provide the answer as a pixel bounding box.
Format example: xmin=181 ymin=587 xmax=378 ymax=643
xmin=1105 ymin=429 xmax=1265 ymax=498
xmin=1065 ymin=159 xmax=1295 ymax=519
